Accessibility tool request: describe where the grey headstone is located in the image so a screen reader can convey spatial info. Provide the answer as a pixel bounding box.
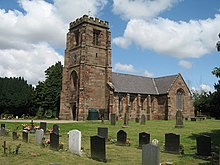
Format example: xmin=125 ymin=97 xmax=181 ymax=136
xmin=22 ymin=131 xmax=28 ymax=143
xmin=124 ymin=113 xmax=129 ymax=126
xmin=196 ymin=135 xmax=211 ymax=156
xmin=36 ymin=129 xmax=44 ymax=145
xmin=111 ymin=114 xmax=116 ymax=125
xmin=140 ymin=114 xmax=146 ymax=125
xmin=12 ymin=131 xmax=18 ymax=140
xmin=50 ymin=132 xmax=59 ymax=151
xmin=142 ymin=144 xmax=160 ymax=165
xmin=90 ymin=135 xmax=106 ymax=162
xmin=175 ymin=110 xmax=184 ymax=128
xmin=98 ymin=127 xmax=108 ymax=141
xmin=139 ymin=132 xmax=150 ymax=148
xmin=53 ymin=124 xmax=59 ymax=134
xmin=117 ymin=130 xmax=127 ymax=144
xmin=165 ymin=133 xmax=180 ymax=153
xmin=69 ymin=130 xmax=81 ymax=155
xmin=0 ymin=128 xmax=6 ymax=136
xmin=40 ymin=122 xmax=47 ymax=133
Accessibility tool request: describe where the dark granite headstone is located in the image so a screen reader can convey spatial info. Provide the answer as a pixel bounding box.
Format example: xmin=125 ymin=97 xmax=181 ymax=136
xmin=140 ymin=114 xmax=146 ymax=125
xmin=175 ymin=110 xmax=184 ymax=128
xmin=111 ymin=114 xmax=116 ymax=125
xmin=52 ymin=124 xmax=59 ymax=134
xmin=12 ymin=131 xmax=18 ymax=140
xmin=117 ymin=130 xmax=127 ymax=144
xmin=142 ymin=144 xmax=160 ymax=165
xmin=50 ymin=132 xmax=59 ymax=151
xmin=139 ymin=132 xmax=150 ymax=148
xmin=135 ymin=117 xmax=140 ymax=123
xmin=90 ymin=135 xmax=106 ymax=162
xmin=22 ymin=131 xmax=28 ymax=143
xmin=40 ymin=122 xmax=47 ymax=133
xmin=1 ymin=123 xmax=5 ymax=128
xmin=165 ymin=133 xmax=180 ymax=153
xmin=196 ymin=135 xmax=211 ymax=156
xmin=98 ymin=127 xmax=108 ymax=141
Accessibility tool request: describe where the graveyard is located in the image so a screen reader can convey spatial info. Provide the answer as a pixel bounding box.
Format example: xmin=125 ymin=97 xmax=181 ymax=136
xmin=0 ymin=119 xmax=219 ymax=165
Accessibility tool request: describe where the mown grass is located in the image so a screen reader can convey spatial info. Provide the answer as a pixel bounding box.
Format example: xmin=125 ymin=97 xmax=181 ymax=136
xmin=0 ymin=119 xmax=219 ymax=165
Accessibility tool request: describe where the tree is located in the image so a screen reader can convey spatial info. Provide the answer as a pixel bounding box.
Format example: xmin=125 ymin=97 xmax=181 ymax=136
xmin=33 ymin=62 xmax=63 ymax=118
xmin=0 ymin=77 xmax=34 ymax=117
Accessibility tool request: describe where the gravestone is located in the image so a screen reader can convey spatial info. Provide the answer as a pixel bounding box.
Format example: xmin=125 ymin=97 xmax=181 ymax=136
xmin=90 ymin=135 xmax=106 ymax=162
xmin=50 ymin=132 xmax=59 ymax=151
xmin=22 ymin=130 xmax=28 ymax=143
xmin=98 ymin=127 xmax=108 ymax=141
xmin=40 ymin=122 xmax=47 ymax=133
xmin=69 ymin=130 xmax=81 ymax=155
xmin=36 ymin=129 xmax=44 ymax=145
xmin=196 ymin=135 xmax=211 ymax=156
xmin=117 ymin=130 xmax=127 ymax=144
xmin=139 ymin=132 xmax=150 ymax=148
xmin=140 ymin=114 xmax=146 ymax=125
xmin=124 ymin=113 xmax=129 ymax=126
xmin=0 ymin=128 xmax=6 ymax=136
xmin=142 ymin=144 xmax=160 ymax=165
xmin=111 ymin=114 xmax=116 ymax=125
xmin=165 ymin=133 xmax=180 ymax=153
xmin=1 ymin=123 xmax=5 ymax=128
xmin=53 ymin=124 xmax=59 ymax=134
xmin=175 ymin=110 xmax=184 ymax=128
xmin=12 ymin=131 xmax=18 ymax=140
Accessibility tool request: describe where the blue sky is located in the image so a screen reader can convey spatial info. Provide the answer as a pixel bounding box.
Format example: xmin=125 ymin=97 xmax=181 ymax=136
xmin=0 ymin=0 xmax=220 ymax=93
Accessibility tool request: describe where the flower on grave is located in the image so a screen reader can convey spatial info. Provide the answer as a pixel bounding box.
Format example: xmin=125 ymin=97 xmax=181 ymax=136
xmin=152 ymin=139 xmax=159 ymax=145
xmin=34 ymin=126 xmax=40 ymax=129
xmin=45 ymin=139 xmax=50 ymax=144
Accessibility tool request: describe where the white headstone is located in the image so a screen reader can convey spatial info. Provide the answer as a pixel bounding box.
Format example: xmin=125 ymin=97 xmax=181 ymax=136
xmin=69 ymin=130 xmax=82 ymax=156
xmin=36 ymin=129 xmax=44 ymax=145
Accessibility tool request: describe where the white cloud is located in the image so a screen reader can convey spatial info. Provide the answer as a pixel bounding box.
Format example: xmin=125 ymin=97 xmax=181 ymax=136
xmin=192 ymin=84 xmax=214 ymax=94
xmin=0 ymin=0 xmax=107 ymax=85
xmin=113 ymin=15 xmax=220 ymax=58
xmin=143 ymin=70 xmax=154 ymax=77
xmin=115 ymin=63 xmax=136 ymax=73
xmin=178 ymin=60 xmax=192 ymax=69
xmin=112 ymin=0 xmax=181 ymax=20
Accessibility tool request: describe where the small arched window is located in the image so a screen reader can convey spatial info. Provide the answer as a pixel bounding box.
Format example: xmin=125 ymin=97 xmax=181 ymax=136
xmin=176 ymin=89 xmax=184 ymax=111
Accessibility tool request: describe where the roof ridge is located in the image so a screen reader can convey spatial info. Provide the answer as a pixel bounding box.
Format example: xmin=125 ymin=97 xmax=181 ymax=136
xmin=152 ymin=78 xmax=159 ymax=94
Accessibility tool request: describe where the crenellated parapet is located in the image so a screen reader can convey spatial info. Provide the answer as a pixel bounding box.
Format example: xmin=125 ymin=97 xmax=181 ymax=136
xmin=70 ymin=15 xmax=109 ymax=29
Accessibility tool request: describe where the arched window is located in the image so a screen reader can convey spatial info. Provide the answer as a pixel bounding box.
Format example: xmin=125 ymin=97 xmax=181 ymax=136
xmin=70 ymin=70 xmax=78 ymax=97
xmin=176 ymin=89 xmax=184 ymax=111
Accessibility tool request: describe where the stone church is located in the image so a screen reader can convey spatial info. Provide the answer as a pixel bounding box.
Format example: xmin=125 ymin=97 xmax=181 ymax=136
xmin=59 ymin=15 xmax=193 ymax=121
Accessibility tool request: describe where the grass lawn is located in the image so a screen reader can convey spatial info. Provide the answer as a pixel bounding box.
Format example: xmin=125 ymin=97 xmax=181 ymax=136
xmin=0 ymin=119 xmax=220 ymax=165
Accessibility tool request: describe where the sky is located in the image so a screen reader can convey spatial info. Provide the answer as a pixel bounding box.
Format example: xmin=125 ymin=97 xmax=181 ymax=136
xmin=0 ymin=0 xmax=220 ymax=93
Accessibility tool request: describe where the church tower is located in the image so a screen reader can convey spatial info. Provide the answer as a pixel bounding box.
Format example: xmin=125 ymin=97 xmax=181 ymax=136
xmin=59 ymin=15 xmax=112 ymax=120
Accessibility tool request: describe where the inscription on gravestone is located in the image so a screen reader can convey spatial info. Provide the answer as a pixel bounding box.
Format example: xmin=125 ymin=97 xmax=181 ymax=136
xmin=98 ymin=127 xmax=108 ymax=141
xmin=90 ymin=135 xmax=106 ymax=162
xmin=50 ymin=132 xmax=59 ymax=151
xmin=139 ymin=132 xmax=150 ymax=148
xmin=196 ymin=135 xmax=211 ymax=156
xmin=117 ymin=130 xmax=127 ymax=144
xmin=142 ymin=144 xmax=160 ymax=165
xmin=165 ymin=133 xmax=180 ymax=153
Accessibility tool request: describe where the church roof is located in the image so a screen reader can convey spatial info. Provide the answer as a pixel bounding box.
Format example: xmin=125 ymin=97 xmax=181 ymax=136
xmin=112 ymin=72 xmax=178 ymax=95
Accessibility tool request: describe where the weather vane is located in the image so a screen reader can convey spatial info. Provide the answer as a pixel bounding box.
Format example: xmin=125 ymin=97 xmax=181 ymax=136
xmin=217 ymin=33 xmax=220 ymax=51
xmin=88 ymin=10 xmax=91 ymax=17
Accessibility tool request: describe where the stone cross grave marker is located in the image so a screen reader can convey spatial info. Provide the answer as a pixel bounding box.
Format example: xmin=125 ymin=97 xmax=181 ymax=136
xmin=36 ymin=129 xmax=44 ymax=145
xmin=98 ymin=127 xmax=108 ymax=141
xmin=52 ymin=124 xmax=59 ymax=134
xmin=50 ymin=132 xmax=59 ymax=151
xmin=139 ymin=132 xmax=150 ymax=148
xmin=90 ymin=135 xmax=106 ymax=162
xmin=142 ymin=144 xmax=160 ymax=165
xmin=117 ymin=130 xmax=127 ymax=144
xmin=22 ymin=130 xmax=28 ymax=143
xmin=69 ymin=130 xmax=81 ymax=155
xmin=140 ymin=114 xmax=146 ymax=125
xmin=175 ymin=110 xmax=184 ymax=128
xmin=40 ymin=122 xmax=47 ymax=133
xmin=12 ymin=131 xmax=18 ymax=140
xmin=196 ymin=135 xmax=211 ymax=156
xmin=165 ymin=133 xmax=180 ymax=153
xmin=111 ymin=114 xmax=116 ymax=125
